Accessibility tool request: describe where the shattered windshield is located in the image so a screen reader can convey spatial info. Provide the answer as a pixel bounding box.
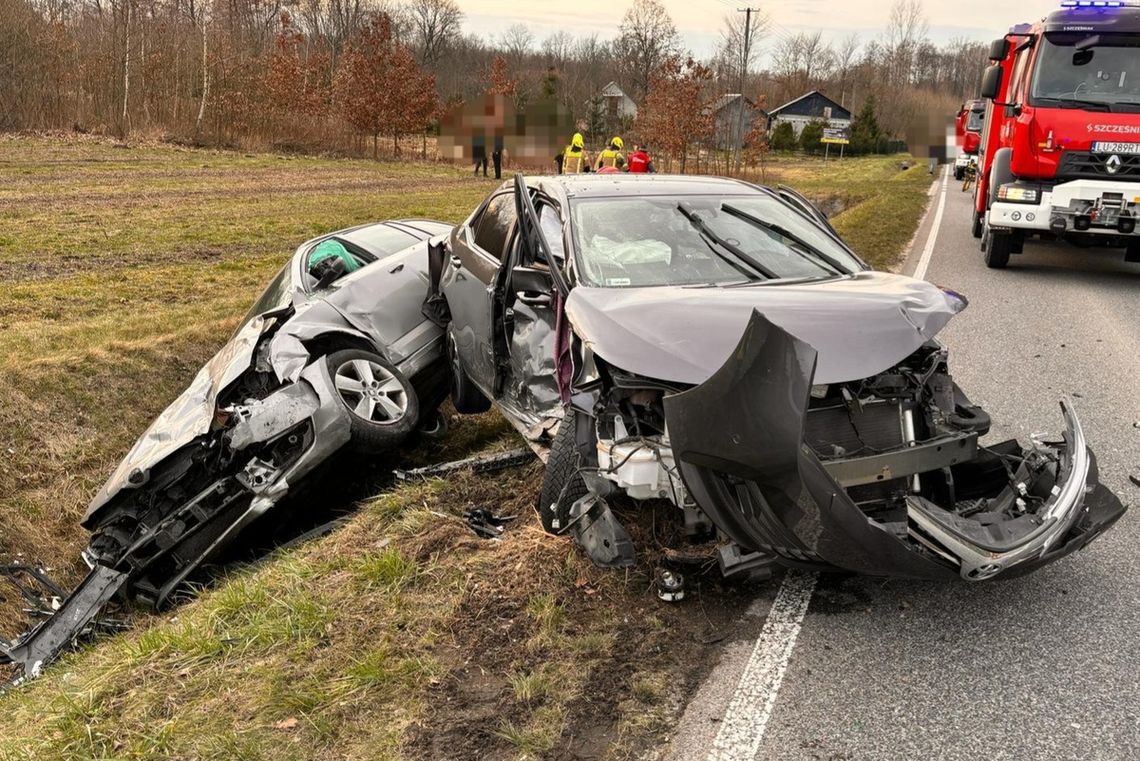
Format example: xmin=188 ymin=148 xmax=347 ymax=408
xmin=1031 ymin=34 xmax=1140 ymax=110
xmin=570 ymin=194 xmax=861 ymax=287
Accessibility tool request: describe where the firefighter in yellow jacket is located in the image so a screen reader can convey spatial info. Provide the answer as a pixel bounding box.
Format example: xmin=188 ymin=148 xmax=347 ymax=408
xmin=596 ymin=136 xmax=625 ymax=170
xmin=560 ymin=133 xmax=589 ymax=174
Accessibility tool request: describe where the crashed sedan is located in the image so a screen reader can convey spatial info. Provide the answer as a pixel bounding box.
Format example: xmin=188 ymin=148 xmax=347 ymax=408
xmin=2 ymin=219 xmax=451 ymax=679
xmin=430 ymin=174 xmax=1125 ymax=581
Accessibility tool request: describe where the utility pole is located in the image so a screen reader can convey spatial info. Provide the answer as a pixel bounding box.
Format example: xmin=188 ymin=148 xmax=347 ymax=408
xmin=734 ymin=7 xmax=761 ymax=174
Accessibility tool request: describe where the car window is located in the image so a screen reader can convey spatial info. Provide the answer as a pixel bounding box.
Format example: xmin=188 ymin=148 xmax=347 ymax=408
xmin=538 ymin=204 xmax=565 ymax=262
xmin=340 ymin=224 xmax=419 ymax=258
xmin=473 ymin=193 xmax=516 ymax=259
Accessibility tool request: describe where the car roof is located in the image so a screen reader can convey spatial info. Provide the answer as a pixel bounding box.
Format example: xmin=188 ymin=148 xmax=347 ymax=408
xmin=526 ymin=173 xmax=761 ymax=201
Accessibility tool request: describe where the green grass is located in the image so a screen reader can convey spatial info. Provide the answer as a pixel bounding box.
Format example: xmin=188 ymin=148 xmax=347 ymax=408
xmin=0 ymin=135 xmax=937 ymax=759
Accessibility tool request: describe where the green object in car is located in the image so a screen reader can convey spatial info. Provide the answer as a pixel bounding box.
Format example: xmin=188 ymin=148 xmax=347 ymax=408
xmin=310 ymin=239 xmax=360 ymax=274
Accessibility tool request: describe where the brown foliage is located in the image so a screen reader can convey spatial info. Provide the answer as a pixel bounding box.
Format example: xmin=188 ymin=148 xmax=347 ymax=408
xmin=333 ymin=12 xmax=437 ymax=158
xmin=636 ymin=55 xmax=714 ymax=172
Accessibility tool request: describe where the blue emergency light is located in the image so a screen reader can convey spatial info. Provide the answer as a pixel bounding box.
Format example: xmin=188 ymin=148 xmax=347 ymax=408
xmin=1060 ymin=1 xmax=1125 ymax=7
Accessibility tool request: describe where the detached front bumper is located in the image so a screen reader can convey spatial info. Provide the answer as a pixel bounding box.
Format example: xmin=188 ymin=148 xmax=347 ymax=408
xmin=990 ymin=179 xmax=1140 ymax=237
xmin=663 ymin=311 xmax=1125 ymax=581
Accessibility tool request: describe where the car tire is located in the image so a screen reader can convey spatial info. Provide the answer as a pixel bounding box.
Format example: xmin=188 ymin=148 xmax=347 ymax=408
xmin=326 ymin=349 xmax=419 ymax=451
xmin=972 ymin=210 xmax=984 ymax=239
xmin=985 ymin=232 xmax=1012 ymax=269
xmin=1126 ymin=243 xmax=1140 ymax=263
xmin=448 ymin=330 xmax=491 ymax=414
xmin=536 ymin=410 xmax=592 ymax=534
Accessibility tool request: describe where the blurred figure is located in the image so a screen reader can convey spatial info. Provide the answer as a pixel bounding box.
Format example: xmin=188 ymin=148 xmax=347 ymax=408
xmin=562 ymin=133 xmax=588 ymax=174
xmin=597 ymin=136 xmax=625 ymax=170
xmin=473 ymin=133 xmax=488 ymax=177
xmin=628 ymin=144 xmax=656 ymax=174
xmin=492 ymin=133 xmax=504 ymax=180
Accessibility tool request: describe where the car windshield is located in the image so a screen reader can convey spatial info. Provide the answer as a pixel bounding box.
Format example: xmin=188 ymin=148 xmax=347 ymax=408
xmin=570 ymin=194 xmax=862 ymax=288
xmin=1031 ymin=33 xmax=1140 ymax=110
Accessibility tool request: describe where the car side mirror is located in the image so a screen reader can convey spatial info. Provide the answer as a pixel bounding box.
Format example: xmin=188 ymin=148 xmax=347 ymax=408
xmin=314 ymin=256 xmax=347 ymax=290
xmin=988 ymin=38 xmax=1010 ymax=62
xmin=980 ymin=65 xmax=1004 ymax=101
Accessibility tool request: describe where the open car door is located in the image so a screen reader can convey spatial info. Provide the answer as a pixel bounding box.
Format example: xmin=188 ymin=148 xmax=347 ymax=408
xmin=487 ymin=176 xmax=573 ymax=436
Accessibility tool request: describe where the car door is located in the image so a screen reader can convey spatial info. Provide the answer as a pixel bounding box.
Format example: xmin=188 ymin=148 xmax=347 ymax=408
xmin=441 ymin=191 xmax=516 ymax=394
xmin=492 ymin=184 xmax=572 ymax=431
xmin=494 ymin=204 xmax=566 ymax=425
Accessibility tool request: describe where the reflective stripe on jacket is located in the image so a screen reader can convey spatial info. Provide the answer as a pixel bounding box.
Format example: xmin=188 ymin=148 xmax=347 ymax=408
xmin=563 ymin=147 xmax=587 ymax=173
xmin=597 ymin=149 xmax=624 ymax=169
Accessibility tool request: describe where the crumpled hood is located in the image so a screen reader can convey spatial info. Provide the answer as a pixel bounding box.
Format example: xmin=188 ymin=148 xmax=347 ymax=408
xmin=564 ymin=272 xmax=966 ymax=386
xmin=82 ymin=318 xmax=269 ymax=524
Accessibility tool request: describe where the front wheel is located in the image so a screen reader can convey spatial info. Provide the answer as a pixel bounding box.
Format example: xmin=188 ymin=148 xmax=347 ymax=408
xmin=984 ymin=231 xmax=1012 ymax=269
xmin=326 ymin=349 xmax=419 ymax=451
xmin=536 ymin=411 xmax=592 ymax=533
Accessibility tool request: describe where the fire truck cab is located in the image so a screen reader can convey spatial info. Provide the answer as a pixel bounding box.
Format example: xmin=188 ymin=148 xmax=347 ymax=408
xmin=975 ymin=1 xmax=1140 ymax=269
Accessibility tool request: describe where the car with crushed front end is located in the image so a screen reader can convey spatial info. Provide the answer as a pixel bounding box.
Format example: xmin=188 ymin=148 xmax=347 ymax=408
xmin=2 ymin=219 xmax=453 ymax=681
xmin=428 ymin=174 xmax=1125 ymax=582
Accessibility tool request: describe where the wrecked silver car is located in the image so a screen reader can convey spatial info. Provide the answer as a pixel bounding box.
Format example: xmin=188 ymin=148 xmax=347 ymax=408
xmin=430 ymin=174 xmax=1125 ymax=581
xmin=2 ymin=219 xmax=451 ymax=679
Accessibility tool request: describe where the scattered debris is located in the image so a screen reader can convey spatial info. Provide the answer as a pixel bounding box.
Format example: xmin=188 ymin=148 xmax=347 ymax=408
xmin=394 ymin=448 xmax=536 ymax=482
xmin=655 ymin=569 xmax=686 ymax=603
xmin=463 ymin=508 xmax=516 ymax=539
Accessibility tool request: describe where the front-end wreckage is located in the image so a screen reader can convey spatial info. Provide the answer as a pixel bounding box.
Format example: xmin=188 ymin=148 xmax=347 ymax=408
xmin=545 ymin=278 xmax=1125 ymax=581
xmin=2 ymin=233 xmax=450 ymax=682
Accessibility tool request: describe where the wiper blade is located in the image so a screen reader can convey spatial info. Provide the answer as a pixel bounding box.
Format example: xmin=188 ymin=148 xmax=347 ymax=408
xmin=1038 ymin=96 xmax=1111 ymax=112
xmin=676 ymin=203 xmax=775 ymax=280
xmin=720 ymin=203 xmax=847 ymax=276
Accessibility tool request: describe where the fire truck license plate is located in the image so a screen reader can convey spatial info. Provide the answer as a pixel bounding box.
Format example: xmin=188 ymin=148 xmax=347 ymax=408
xmin=1092 ymin=142 xmax=1140 ymax=155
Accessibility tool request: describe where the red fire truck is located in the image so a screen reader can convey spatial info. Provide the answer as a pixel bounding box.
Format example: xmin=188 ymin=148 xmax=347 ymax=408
xmin=954 ymin=99 xmax=985 ymax=180
xmin=973 ymin=1 xmax=1140 ymax=269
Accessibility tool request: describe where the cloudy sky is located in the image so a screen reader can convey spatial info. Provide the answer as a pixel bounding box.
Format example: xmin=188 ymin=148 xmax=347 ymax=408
xmin=459 ymin=0 xmax=1060 ymax=62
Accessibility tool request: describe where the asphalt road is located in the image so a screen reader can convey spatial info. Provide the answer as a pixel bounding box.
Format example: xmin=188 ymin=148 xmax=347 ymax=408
xmin=671 ymin=170 xmax=1140 ymax=761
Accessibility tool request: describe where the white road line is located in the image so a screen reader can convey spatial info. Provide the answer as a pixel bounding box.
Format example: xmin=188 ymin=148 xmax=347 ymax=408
xmin=913 ymin=166 xmax=950 ymax=282
xmin=707 ymin=571 xmax=819 ymax=761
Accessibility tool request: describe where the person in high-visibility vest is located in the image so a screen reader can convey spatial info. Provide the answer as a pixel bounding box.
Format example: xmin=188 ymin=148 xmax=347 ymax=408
xmin=596 ymin=136 xmax=625 ymax=170
xmin=560 ymin=133 xmax=588 ymax=174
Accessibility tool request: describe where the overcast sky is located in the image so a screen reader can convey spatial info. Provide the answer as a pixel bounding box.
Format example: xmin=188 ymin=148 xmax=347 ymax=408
xmin=459 ymin=0 xmax=1060 ymax=63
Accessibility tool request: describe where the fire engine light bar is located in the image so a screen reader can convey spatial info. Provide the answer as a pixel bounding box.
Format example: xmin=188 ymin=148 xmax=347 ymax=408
xmin=1060 ymin=1 xmax=1128 ymax=8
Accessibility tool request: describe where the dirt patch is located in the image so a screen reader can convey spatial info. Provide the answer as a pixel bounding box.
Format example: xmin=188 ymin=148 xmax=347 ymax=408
xmin=405 ymin=489 xmax=767 ymax=761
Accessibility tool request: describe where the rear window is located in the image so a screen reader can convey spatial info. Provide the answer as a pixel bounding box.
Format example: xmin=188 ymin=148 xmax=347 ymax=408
xmin=340 ymin=224 xmax=420 ymax=258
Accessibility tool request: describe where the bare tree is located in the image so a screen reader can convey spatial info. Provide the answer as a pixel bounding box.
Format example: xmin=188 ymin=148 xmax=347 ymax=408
xmin=498 ymin=23 xmax=532 ymax=63
xmin=406 ymin=0 xmax=462 ymax=68
xmin=541 ymin=30 xmax=574 ymax=67
xmin=612 ymin=0 xmax=680 ymax=102
xmin=834 ymin=33 xmax=860 ymax=105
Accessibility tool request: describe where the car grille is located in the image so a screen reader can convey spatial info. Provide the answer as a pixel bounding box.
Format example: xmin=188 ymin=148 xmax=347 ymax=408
xmin=1057 ymin=151 xmax=1140 ymax=180
xmin=806 ymin=400 xmax=904 ymax=459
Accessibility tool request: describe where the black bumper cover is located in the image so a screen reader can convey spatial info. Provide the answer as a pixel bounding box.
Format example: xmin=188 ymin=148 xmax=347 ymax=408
xmin=662 ymin=311 xmax=1125 ymax=580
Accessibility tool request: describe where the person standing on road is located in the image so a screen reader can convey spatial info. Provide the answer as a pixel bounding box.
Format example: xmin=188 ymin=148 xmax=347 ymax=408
xmin=597 ymin=136 xmax=625 ymax=170
xmin=627 ymin=143 xmax=656 ymax=174
xmin=561 ymin=133 xmax=588 ymax=174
